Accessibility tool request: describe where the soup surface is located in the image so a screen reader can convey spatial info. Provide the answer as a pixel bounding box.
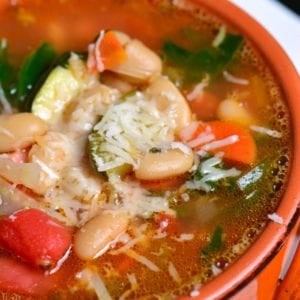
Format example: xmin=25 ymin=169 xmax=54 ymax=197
xmin=0 ymin=0 xmax=291 ymax=299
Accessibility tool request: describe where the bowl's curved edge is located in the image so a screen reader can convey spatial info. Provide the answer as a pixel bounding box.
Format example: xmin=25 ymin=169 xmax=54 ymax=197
xmin=178 ymin=0 xmax=300 ymax=299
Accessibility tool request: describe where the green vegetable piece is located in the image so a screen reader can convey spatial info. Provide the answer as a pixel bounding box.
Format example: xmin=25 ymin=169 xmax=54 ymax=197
xmin=237 ymin=163 xmax=265 ymax=191
xmin=31 ymin=65 xmax=81 ymax=124
xmin=17 ymin=43 xmax=56 ymax=111
xmin=162 ymin=32 xmax=243 ymax=85
xmin=0 ymin=39 xmax=17 ymax=102
xmin=201 ymin=225 xmax=224 ymax=256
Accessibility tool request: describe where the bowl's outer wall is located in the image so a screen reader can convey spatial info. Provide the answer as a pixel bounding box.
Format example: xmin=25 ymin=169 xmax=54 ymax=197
xmin=178 ymin=0 xmax=300 ymax=299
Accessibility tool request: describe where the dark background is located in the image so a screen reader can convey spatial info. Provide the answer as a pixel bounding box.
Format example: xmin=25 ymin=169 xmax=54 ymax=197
xmin=278 ymin=0 xmax=300 ymax=15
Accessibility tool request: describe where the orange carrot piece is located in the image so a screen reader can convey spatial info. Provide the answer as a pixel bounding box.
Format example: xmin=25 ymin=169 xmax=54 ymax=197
xmin=188 ymin=91 xmax=219 ymax=121
xmin=100 ymin=31 xmax=127 ymax=70
xmin=185 ymin=121 xmax=257 ymax=165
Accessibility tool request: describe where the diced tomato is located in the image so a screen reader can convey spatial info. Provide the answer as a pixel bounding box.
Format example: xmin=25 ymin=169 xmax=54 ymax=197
xmin=0 ymin=256 xmax=60 ymax=295
xmin=180 ymin=121 xmax=257 ymax=165
xmin=140 ymin=175 xmax=186 ymax=191
xmin=154 ymin=213 xmax=181 ymax=235
xmin=0 ymin=209 xmax=72 ymax=269
xmin=188 ymin=91 xmax=219 ymax=121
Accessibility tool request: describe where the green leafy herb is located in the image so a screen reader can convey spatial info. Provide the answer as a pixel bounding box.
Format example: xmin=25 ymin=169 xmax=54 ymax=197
xmin=149 ymin=147 xmax=162 ymax=153
xmin=0 ymin=39 xmax=17 ymax=103
xmin=201 ymin=225 xmax=224 ymax=256
xmin=162 ymin=32 xmax=243 ymax=86
xmin=17 ymin=43 xmax=56 ymax=111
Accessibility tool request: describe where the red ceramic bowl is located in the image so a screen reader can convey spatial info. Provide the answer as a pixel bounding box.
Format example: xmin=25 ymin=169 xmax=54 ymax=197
xmin=178 ymin=1 xmax=300 ymax=299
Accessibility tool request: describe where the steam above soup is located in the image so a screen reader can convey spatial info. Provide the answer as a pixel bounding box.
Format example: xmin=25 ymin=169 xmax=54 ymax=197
xmin=0 ymin=0 xmax=291 ymax=298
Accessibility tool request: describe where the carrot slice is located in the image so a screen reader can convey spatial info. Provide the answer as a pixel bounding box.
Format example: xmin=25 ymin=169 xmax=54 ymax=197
xmin=100 ymin=31 xmax=127 ymax=70
xmin=182 ymin=121 xmax=257 ymax=165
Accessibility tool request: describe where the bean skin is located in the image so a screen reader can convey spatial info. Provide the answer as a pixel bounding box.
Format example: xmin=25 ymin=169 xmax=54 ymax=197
xmin=74 ymin=210 xmax=129 ymax=260
xmin=135 ymin=149 xmax=194 ymax=181
xmin=0 ymin=113 xmax=48 ymax=153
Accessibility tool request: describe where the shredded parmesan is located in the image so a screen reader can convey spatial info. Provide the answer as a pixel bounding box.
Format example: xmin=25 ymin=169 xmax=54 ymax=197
xmin=201 ymin=135 xmax=239 ymax=152
xmin=212 ymin=25 xmax=226 ymax=48
xmin=223 ymin=70 xmax=249 ymax=85
xmin=180 ymin=122 xmax=199 ymax=142
xmin=33 ymin=156 xmax=59 ymax=180
xmin=79 ymin=268 xmax=113 ymax=300
xmin=0 ymin=70 xmax=13 ymax=114
xmin=170 ymin=142 xmax=192 ymax=155
xmin=172 ymin=233 xmax=194 ymax=242
xmin=250 ymin=125 xmax=282 ymax=138
xmin=168 ymin=262 xmax=181 ymax=284
xmin=211 ymin=264 xmax=222 ymax=276
xmin=90 ymin=93 xmax=174 ymax=172
xmin=186 ymin=156 xmax=241 ymax=192
xmin=125 ymin=249 xmax=160 ymax=272
xmin=267 ymin=213 xmax=283 ymax=224
xmin=186 ymin=75 xmax=210 ymax=101
xmin=187 ymin=133 xmax=215 ymax=148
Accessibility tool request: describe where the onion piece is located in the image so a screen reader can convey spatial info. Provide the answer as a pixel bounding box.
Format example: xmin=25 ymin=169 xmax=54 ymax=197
xmin=0 ymin=157 xmax=41 ymax=190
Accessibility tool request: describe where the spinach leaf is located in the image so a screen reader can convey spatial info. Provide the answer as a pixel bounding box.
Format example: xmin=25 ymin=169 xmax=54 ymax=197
xmin=17 ymin=43 xmax=56 ymax=111
xmin=0 ymin=39 xmax=17 ymax=103
xmin=162 ymin=32 xmax=243 ymax=86
xmin=201 ymin=225 xmax=224 ymax=256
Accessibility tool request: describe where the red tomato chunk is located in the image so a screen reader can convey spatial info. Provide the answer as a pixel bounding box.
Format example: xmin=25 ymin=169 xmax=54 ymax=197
xmin=0 ymin=208 xmax=72 ymax=269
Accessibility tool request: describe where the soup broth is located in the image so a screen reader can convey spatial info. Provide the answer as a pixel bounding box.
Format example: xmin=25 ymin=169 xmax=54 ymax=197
xmin=0 ymin=0 xmax=291 ymax=299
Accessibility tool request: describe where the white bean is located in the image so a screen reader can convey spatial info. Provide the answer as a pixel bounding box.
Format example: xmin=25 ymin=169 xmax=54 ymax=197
xmin=145 ymin=77 xmax=192 ymax=132
xmin=0 ymin=113 xmax=48 ymax=153
xmin=110 ymin=31 xmax=162 ymax=82
xmin=217 ymin=98 xmax=255 ymax=126
xmin=74 ymin=210 xmax=129 ymax=260
xmin=135 ymin=149 xmax=194 ymax=181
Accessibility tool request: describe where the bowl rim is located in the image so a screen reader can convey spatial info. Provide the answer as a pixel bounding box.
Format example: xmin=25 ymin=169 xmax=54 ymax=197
xmin=179 ymin=0 xmax=300 ymax=299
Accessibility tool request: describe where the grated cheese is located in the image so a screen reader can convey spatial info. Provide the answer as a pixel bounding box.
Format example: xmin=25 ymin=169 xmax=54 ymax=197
xmin=170 ymin=142 xmax=192 ymax=155
xmin=168 ymin=262 xmax=181 ymax=284
xmin=250 ymin=125 xmax=282 ymax=138
xmin=186 ymin=156 xmax=241 ymax=192
xmin=201 ymin=135 xmax=239 ymax=152
xmin=172 ymin=233 xmax=194 ymax=242
xmin=212 ymin=25 xmax=226 ymax=48
xmin=125 ymin=249 xmax=160 ymax=272
xmin=0 ymin=82 xmax=13 ymax=114
xmin=187 ymin=133 xmax=215 ymax=148
xmin=79 ymin=268 xmax=113 ymax=300
xmin=223 ymin=70 xmax=249 ymax=85
xmin=90 ymin=92 xmax=174 ymax=172
xmin=180 ymin=122 xmax=199 ymax=142
xmin=267 ymin=213 xmax=283 ymax=224
xmin=186 ymin=75 xmax=210 ymax=101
